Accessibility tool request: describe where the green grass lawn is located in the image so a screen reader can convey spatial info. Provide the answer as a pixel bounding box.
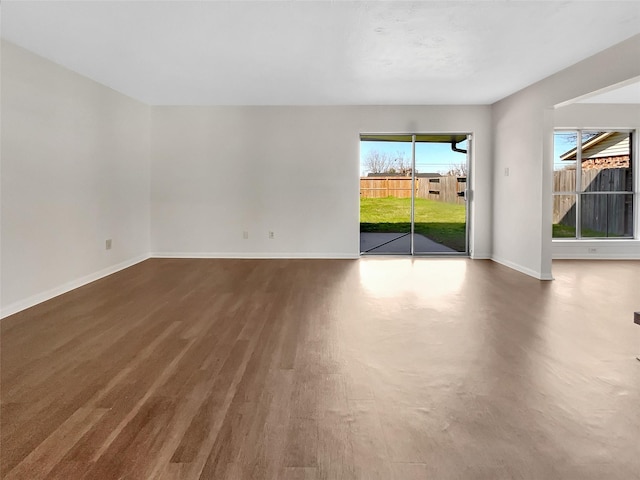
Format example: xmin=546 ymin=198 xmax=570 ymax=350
xmin=553 ymin=223 xmax=622 ymax=238
xmin=360 ymin=197 xmax=466 ymax=251
xmin=552 ymin=224 xmax=577 ymax=238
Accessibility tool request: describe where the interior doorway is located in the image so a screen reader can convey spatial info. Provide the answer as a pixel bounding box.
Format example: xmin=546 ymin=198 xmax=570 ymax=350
xmin=359 ymin=133 xmax=470 ymax=255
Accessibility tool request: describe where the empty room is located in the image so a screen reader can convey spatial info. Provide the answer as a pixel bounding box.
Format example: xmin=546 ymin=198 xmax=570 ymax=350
xmin=1 ymin=1 xmax=640 ymax=479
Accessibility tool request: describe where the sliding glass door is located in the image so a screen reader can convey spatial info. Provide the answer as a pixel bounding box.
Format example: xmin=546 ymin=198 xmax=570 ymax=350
xmin=359 ymin=135 xmax=413 ymax=254
xmin=412 ymin=135 xmax=469 ymax=254
xmin=359 ymin=133 xmax=470 ymax=255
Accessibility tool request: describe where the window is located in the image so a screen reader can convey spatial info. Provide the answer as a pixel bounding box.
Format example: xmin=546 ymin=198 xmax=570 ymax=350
xmin=553 ymin=130 xmax=635 ymax=239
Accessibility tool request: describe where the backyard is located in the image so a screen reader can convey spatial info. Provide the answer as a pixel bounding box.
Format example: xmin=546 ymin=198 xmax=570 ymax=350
xmin=360 ymin=197 xmax=466 ymax=251
xmin=552 ymin=224 xmax=617 ymax=238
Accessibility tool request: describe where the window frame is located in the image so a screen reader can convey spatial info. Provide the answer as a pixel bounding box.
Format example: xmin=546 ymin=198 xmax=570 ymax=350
xmin=552 ymin=128 xmax=637 ymax=240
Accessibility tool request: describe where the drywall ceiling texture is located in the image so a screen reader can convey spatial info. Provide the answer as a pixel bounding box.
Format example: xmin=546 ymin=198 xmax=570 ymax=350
xmin=150 ymin=105 xmax=492 ymax=258
xmin=491 ymin=35 xmax=640 ymax=279
xmin=1 ymin=42 xmax=151 ymax=314
xmin=2 ymin=1 xmax=640 ymax=105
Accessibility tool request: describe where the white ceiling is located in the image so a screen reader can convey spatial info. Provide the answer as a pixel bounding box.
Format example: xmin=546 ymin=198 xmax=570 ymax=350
xmin=2 ymin=1 xmax=640 ymax=106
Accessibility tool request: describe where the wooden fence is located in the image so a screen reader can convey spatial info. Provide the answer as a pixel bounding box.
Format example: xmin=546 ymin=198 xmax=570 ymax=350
xmin=359 ymin=177 xmax=416 ymax=198
xmin=417 ymin=176 xmax=466 ymax=205
xmin=553 ymin=167 xmax=632 ymax=193
xmin=360 ymin=169 xmax=632 ymax=236
xmin=554 ymin=168 xmax=632 ymax=236
xmin=360 ymin=175 xmax=466 ymax=204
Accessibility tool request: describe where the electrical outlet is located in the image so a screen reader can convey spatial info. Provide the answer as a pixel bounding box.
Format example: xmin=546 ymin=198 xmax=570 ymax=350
xmin=105 ymin=239 xmax=112 ymax=250
xmin=504 ymin=167 xmax=510 ymax=177
xmin=588 ymin=247 xmax=597 ymax=253
xmin=268 ymin=231 xmax=275 ymax=239
xmin=243 ymin=231 xmax=249 ymax=239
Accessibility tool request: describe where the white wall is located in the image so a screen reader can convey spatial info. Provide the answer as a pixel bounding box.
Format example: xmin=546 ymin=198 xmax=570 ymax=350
xmin=150 ymin=105 xmax=493 ymax=259
xmin=1 ymin=40 xmax=492 ymax=317
xmin=552 ymin=103 xmax=640 ymax=259
xmin=554 ymin=103 xmax=640 ymax=133
xmin=6 ymin=32 xmax=637 ymax=318
xmin=1 ymin=41 xmax=151 ymax=317
xmin=491 ymin=34 xmax=640 ymax=279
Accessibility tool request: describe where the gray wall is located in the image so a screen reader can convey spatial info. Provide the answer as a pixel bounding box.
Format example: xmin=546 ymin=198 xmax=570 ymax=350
xmin=491 ymin=34 xmax=640 ymax=279
xmin=1 ymin=41 xmax=151 ymax=315
xmin=149 ymin=106 xmax=492 ymax=258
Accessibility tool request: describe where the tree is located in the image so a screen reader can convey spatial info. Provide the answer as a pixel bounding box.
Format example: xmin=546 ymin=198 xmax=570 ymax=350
xmin=363 ymin=150 xmax=413 ymax=175
xmin=393 ymin=151 xmax=412 ymax=176
xmin=443 ymin=163 xmax=467 ymax=176
xmin=561 ymin=131 xmax=602 ymax=145
xmin=363 ymin=150 xmax=393 ymax=174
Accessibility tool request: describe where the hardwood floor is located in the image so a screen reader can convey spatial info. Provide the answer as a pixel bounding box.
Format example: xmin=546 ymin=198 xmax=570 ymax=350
xmin=1 ymin=258 xmax=639 ymax=479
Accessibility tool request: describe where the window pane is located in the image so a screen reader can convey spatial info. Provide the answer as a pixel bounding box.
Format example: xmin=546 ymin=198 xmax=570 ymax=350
xmin=580 ymin=194 xmax=634 ymax=238
xmin=581 ymin=131 xmax=632 ymax=192
xmin=552 ymin=195 xmax=576 ymax=238
xmin=554 ymin=132 xmax=577 ymax=192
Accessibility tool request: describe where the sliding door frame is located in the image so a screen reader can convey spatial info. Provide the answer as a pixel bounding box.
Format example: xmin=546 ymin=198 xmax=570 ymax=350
xmin=411 ymin=134 xmax=416 ymax=255
xmin=359 ymin=132 xmax=471 ymax=256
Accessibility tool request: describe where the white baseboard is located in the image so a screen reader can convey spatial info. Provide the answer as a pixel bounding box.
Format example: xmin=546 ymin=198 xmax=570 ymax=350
xmin=0 ymin=254 xmax=150 ymax=319
xmin=553 ymin=253 xmax=640 ymax=260
xmin=491 ymin=256 xmax=554 ymax=281
xmin=470 ymin=252 xmax=492 ymax=260
xmin=149 ymin=252 xmax=360 ymax=259
xmin=3 ymin=252 xmax=561 ymax=319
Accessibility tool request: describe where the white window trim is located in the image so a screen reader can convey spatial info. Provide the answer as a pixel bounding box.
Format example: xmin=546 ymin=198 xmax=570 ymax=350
xmin=552 ymin=128 xmax=637 ymax=241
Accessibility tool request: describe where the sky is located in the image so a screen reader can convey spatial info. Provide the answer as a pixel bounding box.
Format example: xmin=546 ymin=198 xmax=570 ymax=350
xmin=554 ymin=131 xmax=607 ymax=170
xmin=359 ymin=140 xmax=468 ymax=176
xmin=359 ymin=134 xmax=584 ymax=176
xmin=554 ymin=132 xmax=577 ymax=171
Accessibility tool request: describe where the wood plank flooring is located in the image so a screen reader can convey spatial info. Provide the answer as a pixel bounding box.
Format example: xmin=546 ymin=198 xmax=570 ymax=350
xmin=1 ymin=258 xmax=639 ymax=479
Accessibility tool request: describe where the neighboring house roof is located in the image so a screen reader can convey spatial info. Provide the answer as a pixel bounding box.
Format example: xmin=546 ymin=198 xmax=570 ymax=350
xmin=560 ymin=131 xmax=630 ymax=161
